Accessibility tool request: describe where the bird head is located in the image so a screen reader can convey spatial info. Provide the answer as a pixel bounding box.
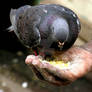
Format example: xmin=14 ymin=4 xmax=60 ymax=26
xmin=8 ymin=4 xmax=81 ymax=56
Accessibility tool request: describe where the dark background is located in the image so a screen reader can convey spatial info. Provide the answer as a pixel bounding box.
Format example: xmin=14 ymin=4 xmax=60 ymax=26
xmin=0 ymin=0 xmax=37 ymax=52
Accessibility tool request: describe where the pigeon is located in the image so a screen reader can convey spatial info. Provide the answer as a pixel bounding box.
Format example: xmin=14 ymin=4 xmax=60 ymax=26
xmin=9 ymin=4 xmax=81 ymax=56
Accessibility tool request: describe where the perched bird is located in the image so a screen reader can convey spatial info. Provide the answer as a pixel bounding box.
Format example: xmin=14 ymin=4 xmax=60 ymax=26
xmin=9 ymin=4 xmax=81 ymax=57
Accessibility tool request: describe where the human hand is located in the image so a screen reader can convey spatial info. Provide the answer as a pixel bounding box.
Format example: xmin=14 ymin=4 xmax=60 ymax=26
xmin=25 ymin=41 xmax=92 ymax=86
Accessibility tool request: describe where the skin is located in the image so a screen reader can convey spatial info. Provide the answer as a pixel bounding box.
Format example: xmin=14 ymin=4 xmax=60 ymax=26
xmin=25 ymin=41 xmax=92 ymax=86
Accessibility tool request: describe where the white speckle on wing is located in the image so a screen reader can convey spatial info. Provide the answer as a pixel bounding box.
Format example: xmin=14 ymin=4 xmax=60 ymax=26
xmin=73 ymin=14 xmax=76 ymax=18
xmin=43 ymin=9 xmax=47 ymax=13
xmin=76 ymin=19 xmax=80 ymax=25
xmin=43 ymin=9 xmax=48 ymax=13
xmin=62 ymin=8 xmax=65 ymax=11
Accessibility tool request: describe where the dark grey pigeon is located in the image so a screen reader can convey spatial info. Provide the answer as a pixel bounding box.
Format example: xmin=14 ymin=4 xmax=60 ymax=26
xmin=9 ymin=4 xmax=81 ymax=55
